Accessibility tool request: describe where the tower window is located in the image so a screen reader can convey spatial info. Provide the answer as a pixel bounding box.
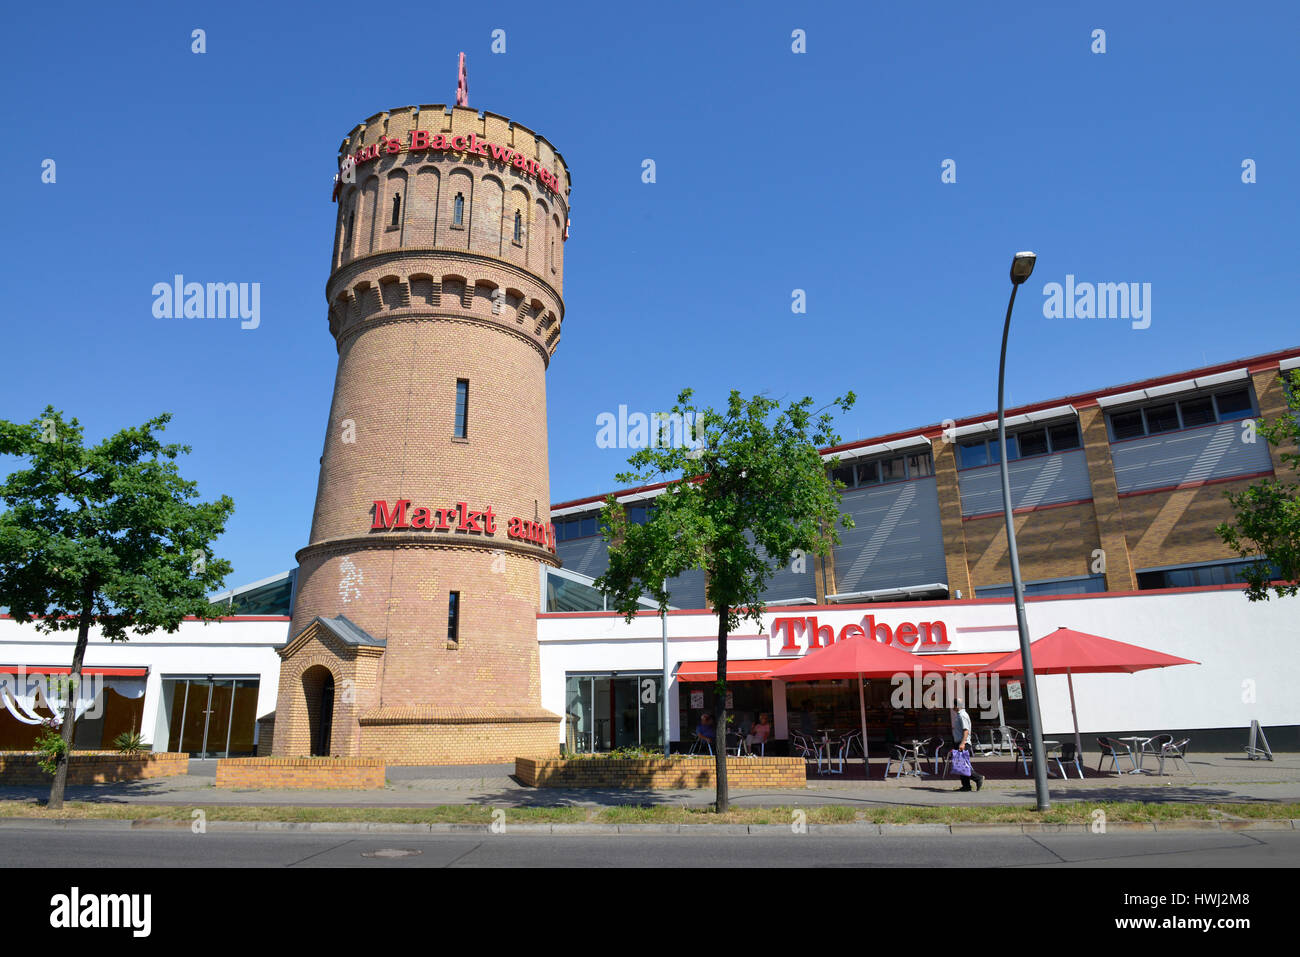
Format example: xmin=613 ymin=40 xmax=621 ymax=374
xmin=344 ymin=210 xmax=354 ymax=248
xmin=454 ymin=379 xmax=469 ymax=438
xmin=447 ymin=591 xmax=461 ymax=644
xmin=513 ymin=210 xmax=523 ymax=243
xmin=390 ymin=192 xmax=401 ymax=227
xmin=453 ymin=193 xmax=464 ymax=226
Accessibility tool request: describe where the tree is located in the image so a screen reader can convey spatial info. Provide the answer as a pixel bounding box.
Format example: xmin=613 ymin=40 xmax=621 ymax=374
xmin=594 ymin=388 xmax=855 ymax=811
xmin=0 ymin=408 xmax=234 ymax=808
xmin=1216 ymin=369 xmax=1300 ymax=601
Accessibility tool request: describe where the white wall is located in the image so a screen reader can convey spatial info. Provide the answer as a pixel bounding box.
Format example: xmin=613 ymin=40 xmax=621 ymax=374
xmin=537 ymin=587 xmax=1300 ymax=743
xmin=0 ymin=616 xmax=287 ymax=752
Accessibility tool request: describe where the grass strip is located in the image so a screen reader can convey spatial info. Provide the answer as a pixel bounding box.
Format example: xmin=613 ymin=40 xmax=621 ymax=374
xmin=1 ymin=800 xmax=1296 ymax=826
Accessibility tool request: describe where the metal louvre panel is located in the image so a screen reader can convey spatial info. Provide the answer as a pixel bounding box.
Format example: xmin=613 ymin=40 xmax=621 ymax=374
xmin=757 ymin=541 xmax=816 ymax=604
xmin=555 ymin=537 xmax=609 ymax=580
xmin=666 ymin=569 xmax=707 ymax=610
xmin=831 ymin=478 xmax=946 ymax=593
xmin=958 ymin=448 xmax=1093 ymax=516
xmin=1111 ymin=420 xmax=1273 ymax=494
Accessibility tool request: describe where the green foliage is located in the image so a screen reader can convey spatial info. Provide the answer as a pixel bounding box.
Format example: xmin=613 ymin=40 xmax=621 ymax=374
xmin=112 ymin=730 xmax=147 ymax=753
xmin=593 ymin=388 xmax=856 ymax=632
xmin=33 ymin=721 xmax=67 ymax=776
xmin=1216 ymin=370 xmax=1300 ymax=601
xmin=0 ymin=407 xmax=235 ymax=637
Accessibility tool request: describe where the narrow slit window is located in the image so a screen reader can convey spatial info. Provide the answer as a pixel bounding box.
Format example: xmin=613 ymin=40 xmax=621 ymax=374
xmin=453 ymin=193 xmax=464 ymax=226
xmin=447 ymin=591 xmax=460 ymax=644
xmin=345 ymin=210 xmax=355 ymax=248
xmin=454 ymin=379 xmax=469 ymax=438
xmin=390 ymin=192 xmax=401 ymax=227
xmin=514 ymin=210 xmax=523 ymax=243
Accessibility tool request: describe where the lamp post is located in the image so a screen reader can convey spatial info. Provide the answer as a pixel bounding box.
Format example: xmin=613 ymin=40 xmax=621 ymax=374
xmin=998 ymin=251 xmax=1051 ymax=811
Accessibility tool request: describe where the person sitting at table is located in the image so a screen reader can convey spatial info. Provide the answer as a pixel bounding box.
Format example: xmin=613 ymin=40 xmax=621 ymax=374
xmin=746 ymin=713 xmax=772 ymax=752
xmin=694 ymin=712 xmax=716 ymax=752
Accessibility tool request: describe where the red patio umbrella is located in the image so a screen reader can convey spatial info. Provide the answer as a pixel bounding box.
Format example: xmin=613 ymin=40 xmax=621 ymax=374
xmin=985 ymin=627 xmax=1200 ymax=760
xmin=769 ymin=638 xmax=954 ymax=770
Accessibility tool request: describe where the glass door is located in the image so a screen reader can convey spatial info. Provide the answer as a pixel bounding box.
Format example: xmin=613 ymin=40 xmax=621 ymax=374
xmin=164 ymin=678 xmax=260 ymax=757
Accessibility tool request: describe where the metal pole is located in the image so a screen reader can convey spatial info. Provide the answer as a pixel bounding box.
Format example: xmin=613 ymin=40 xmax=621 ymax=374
xmin=997 ymin=281 xmax=1052 ymax=810
xmin=662 ymin=579 xmax=670 ymax=757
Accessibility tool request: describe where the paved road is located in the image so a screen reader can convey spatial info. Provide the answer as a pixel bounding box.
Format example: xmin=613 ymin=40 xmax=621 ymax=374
xmin=4 ymin=823 xmax=1297 ymax=867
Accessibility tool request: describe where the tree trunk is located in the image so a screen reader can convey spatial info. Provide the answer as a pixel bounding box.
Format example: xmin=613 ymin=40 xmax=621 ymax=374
xmin=714 ymin=604 xmax=729 ymax=813
xmin=48 ymin=591 xmax=93 ymax=810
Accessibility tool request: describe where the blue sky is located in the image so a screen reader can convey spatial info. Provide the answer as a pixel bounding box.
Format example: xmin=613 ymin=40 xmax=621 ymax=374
xmin=2 ymin=1 xmax=1297 ymax=591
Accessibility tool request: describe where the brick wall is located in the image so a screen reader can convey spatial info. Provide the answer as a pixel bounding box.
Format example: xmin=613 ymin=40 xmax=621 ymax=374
xmin=0 ymin=751 xmax=188 ymax=785
xmin=964 ymin=500 xmax=1103 ymax=593
xmin=358 ymin=710 xmax=560 ymax=765
xmin=215 ymin=757 xmax=386 ymax=789
xmin=516 ymin=756 xmax=806 ymax=789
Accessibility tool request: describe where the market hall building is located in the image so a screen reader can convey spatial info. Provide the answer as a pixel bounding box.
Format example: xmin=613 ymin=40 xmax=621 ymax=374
xmin=3 ymin=345 xmax=1297 ymax=759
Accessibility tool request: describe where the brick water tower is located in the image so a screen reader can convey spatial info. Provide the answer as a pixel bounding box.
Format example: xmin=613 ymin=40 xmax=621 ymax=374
xmin=269 ymin=94 xmax=571 ymax=764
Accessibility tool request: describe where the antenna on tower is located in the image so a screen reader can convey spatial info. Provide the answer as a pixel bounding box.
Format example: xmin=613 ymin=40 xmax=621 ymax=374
xmin=456 ymin=52 xmax=469 ymax=107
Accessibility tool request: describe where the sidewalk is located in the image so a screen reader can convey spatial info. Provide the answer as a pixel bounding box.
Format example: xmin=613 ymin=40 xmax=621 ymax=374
xmin=2 ymin=752 xmax=1295 ymax=810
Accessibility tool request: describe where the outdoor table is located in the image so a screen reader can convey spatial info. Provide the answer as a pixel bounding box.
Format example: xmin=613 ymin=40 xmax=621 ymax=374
xmin=1119 ymin=736 xmax=1152 ymax=773
xmin=1041 ymin=740 xmax=1062 ymax=778
xmin=909 ymin=739 xmax=929 ymax=776
xmin=817 ymin=730 xmax=842 ymax=773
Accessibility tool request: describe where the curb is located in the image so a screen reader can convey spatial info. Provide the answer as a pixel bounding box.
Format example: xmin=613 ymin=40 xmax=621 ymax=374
xmin=0 ymin=818 xmax=1294 ymax=835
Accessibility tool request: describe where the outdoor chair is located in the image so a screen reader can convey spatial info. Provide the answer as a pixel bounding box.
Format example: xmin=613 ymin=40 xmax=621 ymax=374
xmin=725 ymin=730 xmax=746 ymax=757
xmin=883 ymin=743 xmax=921 ymax=779
xmin=837 ymin=729 xmax=863 ymax=761
xmin=1011 ymin=730 xmax=1033 ymax=775
xmin=1141 ymin=733 xmax=1173 ymax=769
xmin=1096 ymin=736 xmax=1136 ymax=774
xmin=1157 ymin=737 xmax=1192 ymax=775
xmin=791 ymin=732 xmax=823 ymax=773
xmin=918 ymin=736 xmax=944 ymax=775
xmin=1057 ymin=743 xmax=1085 ymax=779
xmin=971 ymin=729 xmax=998 ymax=758
xmin=688 ymin=733 xmax=714 ymax=757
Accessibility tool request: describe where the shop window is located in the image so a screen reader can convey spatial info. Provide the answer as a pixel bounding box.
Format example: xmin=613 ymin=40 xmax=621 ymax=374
xmin=879 ymin=455 xmax=905 ymax=482
xmin=1145 ymin=403 xmax=1180 ymax=434
xmin=454 ymin=379 xmax=469 ymax=438
xmin=1136 ymin=558 xmax=1280 ymax=590
xmin=447 ymin=591 xmax=461 ymax=644
xmin=1048 ymin=421 xmax=1081 ymax=451
xmin=1110 ymin=409 xmax=1145 ymax=440
xmin=1214 ymin=389 xmax=1253 ymax=420
xmin=390 ymin=192 xmax=401 ymax=227
xmin=1179 ymin=396 xmax=1216 ymax=427
xmin=1017 ymin=428 xmax=1048 ymax=457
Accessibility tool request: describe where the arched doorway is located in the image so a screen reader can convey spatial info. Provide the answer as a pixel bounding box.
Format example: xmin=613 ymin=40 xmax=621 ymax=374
xmin=301 ymin=666 xmax=335 ymax=757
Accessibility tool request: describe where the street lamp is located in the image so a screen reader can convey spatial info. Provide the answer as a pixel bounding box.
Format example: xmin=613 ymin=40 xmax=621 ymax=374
xmin=998 ymin=250 xmax=1052 ymax=811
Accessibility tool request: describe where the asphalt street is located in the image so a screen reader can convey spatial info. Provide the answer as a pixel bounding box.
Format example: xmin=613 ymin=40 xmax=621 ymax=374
xmin=4 ymin=824 xmax=1298 ymax=867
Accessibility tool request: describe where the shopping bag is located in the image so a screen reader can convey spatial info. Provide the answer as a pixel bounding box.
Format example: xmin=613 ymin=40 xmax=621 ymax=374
xmin=951 ymin=748 xmax=972 ymax=776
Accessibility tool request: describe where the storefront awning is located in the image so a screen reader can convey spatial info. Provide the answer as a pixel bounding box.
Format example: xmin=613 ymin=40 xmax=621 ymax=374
xmin=912 ymin=652 xmax=1006 ymax=671
xmin=675 ymin=659 xmax=783 ymax=681
xmin=0 ymin=665 xmax=149 ymax=677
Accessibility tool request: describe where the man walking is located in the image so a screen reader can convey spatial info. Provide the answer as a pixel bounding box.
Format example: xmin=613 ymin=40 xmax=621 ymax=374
xmin=950 ymin=700 xmax=984 ymax=792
